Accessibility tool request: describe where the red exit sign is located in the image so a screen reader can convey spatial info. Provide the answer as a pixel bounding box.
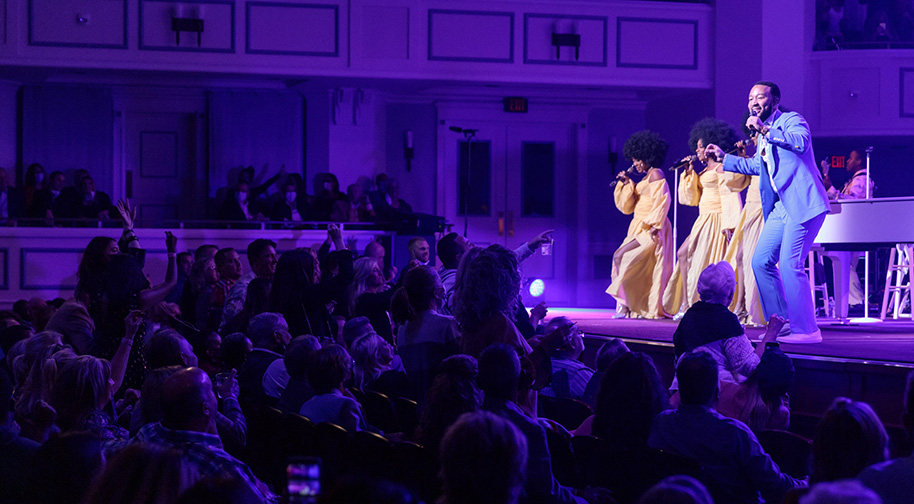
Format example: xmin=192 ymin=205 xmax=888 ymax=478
xmin=831 ymin=155 xmax=846 ymax=168
xmin=503 ymin=97 xmax=528 ymax=113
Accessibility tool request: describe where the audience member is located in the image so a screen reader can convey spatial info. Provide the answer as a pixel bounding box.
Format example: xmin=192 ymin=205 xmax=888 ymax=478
xmin=83 ymin=444 xmax=197 ymax=504
xmin=391 ymin=265 xmax=459 ymax=405
xmin=648 ymin=350 xmax=804 ymax=504
xmin=145 ymin=329 xmax=198 ymax=370
xmin=0 ymin=371 xmax=38 ymax=504
xmin=349 ymin=256 xmax=395 ymax=341
xmin=576 ymin=352 xmax=669 ymax=455
xmin=44 ymin=300 xmax=95 ymax=355
xmin=439 ymin=411 xmax=528 ymax=504
xmin=23 ymin=162 xmax=46 ymax=218
xmin=221 ymin=239 xmax=277 ymax=331
xmin=300 ymin=344 xmax=370 ymax=432
xmin=221 ymin=332 xmax=253 ymax=371
xmin=166 ymin=251 xmax=194 ymax=304
xmin=717 ymin=344 xmax=794 ymax=432
xmin=74 ymin=176 xmax=113 ymax=219
xmin=224 ymin=277 xmax=272 ymax=335
xmin=811 ymin=397 xmax=887 ymax=484
xmin=237 ymin=312 xmax=290 ymax=407
xmin=0 ymin=166 xmax=24 ymax=221
xmin=342 ymin=316 xmax=375 ymax=349
xmin=276 ymin=335 xmax=321 ymax=413
xmin=271 ymin=247 xmax=353 ymax=340
xmin=454 ymin=245 xmax=567 ymax=415
xmin=581 ymin=338 xmax=630 ymax=408
xmin=415 ymin=354 xmax=480 ymax=453
xmin=350 ymin=332 xmax=409 ymax=399
xmin=331 ymin=183 xmax=373 ymax=222
xmin=539 ymin=317 xmax=593 ymax=401
xmin=478 ymin=343 xmax=585 ymax=504
xmin=859 ymin=370 xmax=914 ymax=504
xmin=638 ymin=475 xmax=715 ymax=504
xmin=181 ymin=257 xmax=221 ymax=333
xmin=435 ymin=232 xmax=471 ymax=315
xmin=177 ymin=475 xmax=270 ymax=504
xmin=270 ymin=181 xmax=313 ymax=223
xmin=32 ymin=169 xmax=67 ymax=221
xmin=27 ymin=432 xmax=105 ymax=504
xmin=800 ymin=480 xmax=882 ymax=504
xmin=672 ymin=262 xmax=781 ymax=390
xmin=49 ymin=354 xmax=128 ymax=439
xmin=313 ymin=173 xmax=346 ymax=220
xmin=115 ymin=367 xmax=274 ymax=502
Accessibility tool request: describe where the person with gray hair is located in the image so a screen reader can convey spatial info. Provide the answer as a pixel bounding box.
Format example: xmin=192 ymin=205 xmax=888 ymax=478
xmin=237 ymin=312 xmax=290 ymax=407
xmin=672 ymin=262 xmax=784 ymax=388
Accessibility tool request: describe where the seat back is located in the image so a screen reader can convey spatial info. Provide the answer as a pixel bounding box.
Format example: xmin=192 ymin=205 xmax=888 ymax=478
xmin=757 ymin=429 xmax=812 ymax=478
xmin=361 ymin=390 xmax=401 ymax=433
xmin=538 ymin=395 xmax=593 ymax=431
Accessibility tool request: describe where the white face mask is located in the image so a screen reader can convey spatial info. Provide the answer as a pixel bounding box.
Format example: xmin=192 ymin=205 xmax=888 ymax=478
xmin=285 ymin=192 xmax=297 ymax=204
xmin=85 ymin=191 xmax=95 ymax=202
xmin=34 ymin=173 xmax=44 ymax=184
xmin=236 ymin=191 xmax=248 ymax=204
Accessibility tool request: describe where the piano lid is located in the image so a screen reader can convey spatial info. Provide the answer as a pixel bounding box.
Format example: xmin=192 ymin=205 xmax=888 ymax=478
xmin=816 ymin=196 xmax=914 ymax=246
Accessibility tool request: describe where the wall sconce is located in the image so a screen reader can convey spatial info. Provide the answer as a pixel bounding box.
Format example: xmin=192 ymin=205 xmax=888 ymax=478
xmin=172 ymin=17 xmax=204 ymax=46
xmin=552 ymin=33 xmax=581 ymax=60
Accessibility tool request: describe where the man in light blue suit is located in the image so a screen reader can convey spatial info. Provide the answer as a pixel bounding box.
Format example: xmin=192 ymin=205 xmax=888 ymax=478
xmin=705 ymin=81 xmax=830 ymax=343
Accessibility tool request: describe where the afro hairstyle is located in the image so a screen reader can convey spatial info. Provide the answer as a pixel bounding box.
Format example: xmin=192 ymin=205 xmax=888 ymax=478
xmin=688 ymin=118 xmax=739 ymax=153
xmin=622 ymin=130 xmax=668 ymax=169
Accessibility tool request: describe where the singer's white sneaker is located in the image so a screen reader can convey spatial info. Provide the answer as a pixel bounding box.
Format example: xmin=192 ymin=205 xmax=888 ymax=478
xmin=778 ymin=329 xmax=823 ymax=344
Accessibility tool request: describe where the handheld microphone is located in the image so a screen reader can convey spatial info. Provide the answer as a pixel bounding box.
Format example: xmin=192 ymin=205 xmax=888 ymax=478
xmin=609 ymin=164 xmax=637 ymax=187
xmin=748 ymin=109 xmax=760 ymax=137
xmin=667 ymin=154 xmax=698 ymax=171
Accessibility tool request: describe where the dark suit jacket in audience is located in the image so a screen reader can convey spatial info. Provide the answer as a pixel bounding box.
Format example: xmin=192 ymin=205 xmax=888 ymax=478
xmin=238 ymin=348 xmax=282 ymax=407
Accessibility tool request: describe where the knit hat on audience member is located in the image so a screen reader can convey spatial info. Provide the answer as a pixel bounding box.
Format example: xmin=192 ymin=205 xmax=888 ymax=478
xmin=756 ymin=346 xmax=795 ymax=402
xmin=697 ymin=261 xmax=736 ymax=305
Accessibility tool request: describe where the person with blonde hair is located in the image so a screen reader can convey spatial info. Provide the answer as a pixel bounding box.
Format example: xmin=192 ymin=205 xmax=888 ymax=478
xmin=349 ymin=332 xmax=408 ymax=399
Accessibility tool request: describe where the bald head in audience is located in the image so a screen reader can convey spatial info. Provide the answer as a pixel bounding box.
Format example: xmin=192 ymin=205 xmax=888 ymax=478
xmin=161 ymin=367 xmax=219 ymax=434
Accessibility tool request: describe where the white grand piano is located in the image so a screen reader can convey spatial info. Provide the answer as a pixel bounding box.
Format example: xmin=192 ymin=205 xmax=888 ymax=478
xmin=815 ymin=197 xmax=914 ymax=319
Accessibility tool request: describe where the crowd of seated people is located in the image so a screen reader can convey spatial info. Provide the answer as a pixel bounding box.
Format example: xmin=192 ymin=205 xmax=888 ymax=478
xmin=816 ymin=0 xmax=914 ymax=49
xmin=216 ymin=168 xmax=417 ymax=226
xmin=4 ymin=211 xmax=914 ymax=504
xmin=0 ymin=164 xmax=419 ymax=228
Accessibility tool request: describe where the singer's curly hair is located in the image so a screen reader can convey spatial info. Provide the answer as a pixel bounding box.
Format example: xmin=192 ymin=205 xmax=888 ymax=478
xmin=688 ymin=118 xmax=739 ymax=153
xmin=623 ymin=130 xmax=668 ymax=168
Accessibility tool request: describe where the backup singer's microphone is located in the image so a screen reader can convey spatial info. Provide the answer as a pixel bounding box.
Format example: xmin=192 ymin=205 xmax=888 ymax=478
xmin=609 ymin=164 xmax=637 ymax=186
xmin=667 ymin=154 xmax=698 ymax=171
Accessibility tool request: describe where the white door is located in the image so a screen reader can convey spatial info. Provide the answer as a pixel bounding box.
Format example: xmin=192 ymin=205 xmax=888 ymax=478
xmin=124 ymin=112 xmax=203 ymax=227
xmin=441 ymin=121 xmax=575 ymax=306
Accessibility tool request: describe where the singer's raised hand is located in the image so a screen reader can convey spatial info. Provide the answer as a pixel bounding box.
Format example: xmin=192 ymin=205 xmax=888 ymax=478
xmin=704 ymin=144 xmax=725 ymax=162
xmin=746 ymin=114 xmax=766 ymax=136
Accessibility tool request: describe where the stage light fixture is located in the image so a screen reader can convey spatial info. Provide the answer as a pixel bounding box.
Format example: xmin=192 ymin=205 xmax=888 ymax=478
xmin=529 ymin=278 xmax=545 ymax=297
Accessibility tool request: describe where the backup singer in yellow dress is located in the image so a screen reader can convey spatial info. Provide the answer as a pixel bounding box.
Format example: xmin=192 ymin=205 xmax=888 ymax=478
xmin=606 ymin=130 xmax=674 ymax=319
xmin=726 ymin=174 xmax=765 ymax=326
xmin=725 ymin=138 xmax=765 ymax=326
xmin=663 ymin=118 xmax=749 ymax=318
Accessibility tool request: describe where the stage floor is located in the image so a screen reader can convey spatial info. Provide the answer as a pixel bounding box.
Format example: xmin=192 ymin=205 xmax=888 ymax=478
xmin=551 ymin=308 xmax=914 ymax=366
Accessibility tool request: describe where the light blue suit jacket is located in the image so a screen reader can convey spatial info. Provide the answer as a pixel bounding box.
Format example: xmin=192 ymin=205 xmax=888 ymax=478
xmin=723 ymin=109 xmax=830 ymax=223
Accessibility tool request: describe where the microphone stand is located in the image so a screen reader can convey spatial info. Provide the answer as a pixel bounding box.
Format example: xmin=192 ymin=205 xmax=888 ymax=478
xmin=850 ymin=146 xmax=881 ymax=323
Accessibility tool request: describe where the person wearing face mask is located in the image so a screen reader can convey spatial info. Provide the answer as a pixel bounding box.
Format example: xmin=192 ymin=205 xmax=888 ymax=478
xmin=23 ymin=163 xmax=47 ymax=220
xmin=269 ymin=182 xmax=307 ymax=223
xmin=218 ymin=182 xmax=255 ymax=221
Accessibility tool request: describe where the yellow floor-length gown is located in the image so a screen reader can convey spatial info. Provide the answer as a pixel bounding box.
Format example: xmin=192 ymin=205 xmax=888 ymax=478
xmin=662 ymin=166 xmax=748 ymax=315
xmin=725 ymin=176 xmax=765 ymax=326
xmin=606 ymin=169 xmax=674 ymax=319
